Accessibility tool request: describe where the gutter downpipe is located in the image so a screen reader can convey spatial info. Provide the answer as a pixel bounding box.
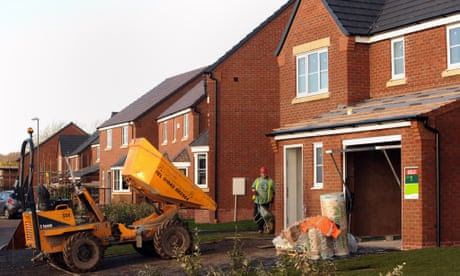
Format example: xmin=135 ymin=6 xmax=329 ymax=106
xmin=420 ymin=117 xmax=440 ymax=247
xmin=205 ymin=72 xmax=219 ymax=223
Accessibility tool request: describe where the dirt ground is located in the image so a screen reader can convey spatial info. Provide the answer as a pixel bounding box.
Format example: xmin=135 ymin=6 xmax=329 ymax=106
xmin=0 ymin=235 xmax=400 ymax=275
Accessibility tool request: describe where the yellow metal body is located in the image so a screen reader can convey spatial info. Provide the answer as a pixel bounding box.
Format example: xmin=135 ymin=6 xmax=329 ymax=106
xmin=22 ymin=138 xmax=217 ymax=259
xmin=123 ymin=138 xmax=216 ymax=210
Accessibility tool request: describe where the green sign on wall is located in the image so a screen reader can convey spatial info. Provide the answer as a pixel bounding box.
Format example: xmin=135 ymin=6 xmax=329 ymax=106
xmin=404 ymin=167 xmax=419 ymax=199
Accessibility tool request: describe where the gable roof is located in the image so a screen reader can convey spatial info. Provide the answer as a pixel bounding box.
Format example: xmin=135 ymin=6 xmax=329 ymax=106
xmin=269 ymin=86 xmax=460 ymax=137
xmin=205 ymin=0 xmax=296 ymax=73
xmin=157 ymin=80 xmax=206 ymax=120
xmin=70 ymin=132 xmax=99 ymax=156
xmin=59 ymin=135 xmax=89 ymax=157
xmin=172 ymin=148 xmax=191 ymax=163
xmin=276 ymin=0 xmax=460 ymax=55
xmin=74 ymin=163 xmax=100 ymax=178
xmin=36 ymin=122 xmax=87 ymax=148
xmin=98 ymin=67 xmax=205 ymax=129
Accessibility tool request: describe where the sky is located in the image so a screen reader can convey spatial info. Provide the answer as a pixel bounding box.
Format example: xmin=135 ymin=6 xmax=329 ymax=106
xmin=0 ymin=0 xmax=288 ymax=155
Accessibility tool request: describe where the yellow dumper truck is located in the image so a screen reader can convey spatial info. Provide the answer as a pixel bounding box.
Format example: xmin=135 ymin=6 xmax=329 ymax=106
xmin=18 ymin=131 xmax=216 ymax=273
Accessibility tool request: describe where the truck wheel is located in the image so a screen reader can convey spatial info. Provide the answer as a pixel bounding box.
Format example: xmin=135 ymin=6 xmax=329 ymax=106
xmin=63 ymin=232 xmax=104 ymax=273
xmin=132 ymin=241 xmax=157 ymax=257
xmin=154 ymin=220 xmax=191 ymax=259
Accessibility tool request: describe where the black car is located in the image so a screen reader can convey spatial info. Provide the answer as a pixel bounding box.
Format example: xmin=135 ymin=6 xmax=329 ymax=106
xmin=0 ymin=190 xmax=22 ymax=219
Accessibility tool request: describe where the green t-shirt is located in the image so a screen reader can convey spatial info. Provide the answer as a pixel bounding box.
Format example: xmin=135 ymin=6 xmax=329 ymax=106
xmin=251 ymin=177 xmax=274 ymax=204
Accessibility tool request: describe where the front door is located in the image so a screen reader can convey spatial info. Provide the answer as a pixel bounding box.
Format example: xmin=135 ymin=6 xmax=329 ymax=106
xmin=285 ymin=146 xmax=303 ymax=227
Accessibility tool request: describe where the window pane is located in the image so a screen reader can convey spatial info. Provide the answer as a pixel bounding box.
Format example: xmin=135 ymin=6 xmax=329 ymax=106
xmin=320 ymin=52 xmax=328 ymax=70
xmin=450 ymin=28 xmax=460 ymax=46
xmin=451 ymin=46 xmax=460 ymax=64
xmin=320 ymin=71 xmax=328 ymax=90
xmin=297 ymin=57 xmax=306 ymax=93
xmin=394 ymin=58 xmax=404 ymax=75
xmin=316 ymin=166 xmax=323 ymax=183
xmin=316 ymin=147 xmax=323 ymax=164
xmin=308 ymin=73 xmax=318 ymax=93
xmin=394 ymin=41 xmax=404 ymax=58
xmin=298 ymin=57 xmax=306 ymax=75
xmin=122 ymin=176 xmax=129 ymax=190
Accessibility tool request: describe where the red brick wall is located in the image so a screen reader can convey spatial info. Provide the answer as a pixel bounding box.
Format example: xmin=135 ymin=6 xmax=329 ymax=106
xmin=206 ymin=2 xmax=294 ymax=223
xmin=278 ymin=0 xmax=365 ymax=126
xmin=22 ymin=123 xmax=87 ymax=186
xmin=99 ymin=76 xmax=203 ymax=204
xmin=369 ymin=26 xmax=460 ymax=98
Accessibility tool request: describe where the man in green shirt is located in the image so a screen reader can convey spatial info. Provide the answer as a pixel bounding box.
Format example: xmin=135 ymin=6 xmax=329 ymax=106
xmin=252 ymin=166 xmax=275 ymax=233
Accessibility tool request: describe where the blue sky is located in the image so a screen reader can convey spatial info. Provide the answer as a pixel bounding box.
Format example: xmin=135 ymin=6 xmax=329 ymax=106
xmin=0 ymin=0 xmax=287 ymax=154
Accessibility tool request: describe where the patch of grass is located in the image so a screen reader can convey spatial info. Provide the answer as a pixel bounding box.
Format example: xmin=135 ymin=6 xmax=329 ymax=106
xmin=105 ymin=243 xmax=135 ymax=256
xmin=336 ymin=247 xmax=460 ymax=275
xmin=186 ymin=219 xmax=257 ymax=232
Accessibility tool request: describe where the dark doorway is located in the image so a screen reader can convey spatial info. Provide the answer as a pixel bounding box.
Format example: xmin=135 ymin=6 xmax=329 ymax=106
xmin=347 ymin=148 xmax=401 ymax=237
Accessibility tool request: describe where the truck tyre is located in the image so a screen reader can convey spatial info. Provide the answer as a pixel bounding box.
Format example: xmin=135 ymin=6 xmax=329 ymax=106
xmin=63 ymin=232 xmax=103 ymax=273
xmin=154 ymin=219 xmax=191 ymax=259
xmin=132 ymin=241 xmax=158 ymax=257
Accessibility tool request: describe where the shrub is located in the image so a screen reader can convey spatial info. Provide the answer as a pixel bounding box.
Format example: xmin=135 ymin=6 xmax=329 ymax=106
xmin=103 ymin=202 xmax=154 ymax=225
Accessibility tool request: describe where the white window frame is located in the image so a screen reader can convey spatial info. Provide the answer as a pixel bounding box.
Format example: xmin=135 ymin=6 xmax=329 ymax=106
xmin=194 ymin=152 xmax=208 ymax=189
xmin=183 ymin=114 xmax=189 ymax=138
xmin=106 ymin=129 xmax=112 ymax=149
xmin=296 ymin=48 xmax=328 ymax=98
xmin=163 ymin=121 xmax=168 ymax=144
xmin=391 ymin=37 xmax=405 ymax=79
xmin=96 ymin=145 xmax=100 ymax=161
xmin=173 ymin=118 xmax=177 ymax=142
xmin=122 ymin=126 xmax=129 ymax=146
xmin=447 ymin=23 xmax=460 ymax=69
xmin=112 ymin=168 xmax=129 ymax=193
xmin=313 ymin=142 xmax=323 ymax=189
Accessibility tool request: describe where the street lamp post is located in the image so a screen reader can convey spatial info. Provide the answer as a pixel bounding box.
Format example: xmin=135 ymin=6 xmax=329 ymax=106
xmin=32 ymin=117 xmax=40 ymax=185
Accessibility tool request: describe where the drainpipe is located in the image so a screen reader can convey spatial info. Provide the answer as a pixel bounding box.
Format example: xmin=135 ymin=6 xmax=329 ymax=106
xmin=205 ymin=72 xmax=219 ymax=222
xmin=421 ymin=118 xmax=440 ymax=247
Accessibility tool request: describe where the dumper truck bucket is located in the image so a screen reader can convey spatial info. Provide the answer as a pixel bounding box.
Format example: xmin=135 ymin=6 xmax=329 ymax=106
xmin=123 ymin=138 xmax=216 ymax=211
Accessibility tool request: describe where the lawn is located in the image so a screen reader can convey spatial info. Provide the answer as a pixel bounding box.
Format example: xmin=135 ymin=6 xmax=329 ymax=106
xmin=336 ymin=246 xmax=460 ymax=275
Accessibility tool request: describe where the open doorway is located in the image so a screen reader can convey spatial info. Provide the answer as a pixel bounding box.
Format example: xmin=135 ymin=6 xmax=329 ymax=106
xmin=346 ymin=144 xmax=401 ymax=237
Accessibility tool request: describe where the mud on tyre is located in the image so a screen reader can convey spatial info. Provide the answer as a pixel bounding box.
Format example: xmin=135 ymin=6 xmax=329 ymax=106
xmin=63 ymin=232 xmax=104 ymax=273
xmin=154 ymin=219 xmax=192 ymax=259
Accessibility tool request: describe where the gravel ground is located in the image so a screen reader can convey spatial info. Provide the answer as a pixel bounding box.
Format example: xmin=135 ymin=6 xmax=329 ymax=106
xmin=0 ymin=235 xmax=401 ymax=276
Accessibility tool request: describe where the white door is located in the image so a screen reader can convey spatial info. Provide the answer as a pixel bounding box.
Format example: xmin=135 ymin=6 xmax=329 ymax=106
xmin=285 ymin=146 xmax=303 ymax=227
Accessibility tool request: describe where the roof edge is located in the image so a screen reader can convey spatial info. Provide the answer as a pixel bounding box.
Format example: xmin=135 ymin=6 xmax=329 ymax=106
xmin=267 ymin=115 xmax=421 ymax=137
xmin=206 ymin=0 xmax=296 ymax=72
xmin=275 ymin=0 xmax=301 ymax=56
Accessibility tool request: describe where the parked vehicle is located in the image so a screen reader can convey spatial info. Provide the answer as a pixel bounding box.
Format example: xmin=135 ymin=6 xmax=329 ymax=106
xmin=0 ymin=190 xmax=22 ymax=219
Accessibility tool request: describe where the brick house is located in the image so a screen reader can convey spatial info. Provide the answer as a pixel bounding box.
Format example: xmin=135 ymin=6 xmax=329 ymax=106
xmin=97 ymin=67 xmax=205 ymax=204
xmin=21 ymin=122 xmax=87 ymax=187
xmin=70 ymin=132 xmax=100 ymax=198
xmin=269 ymin=0 xmax=460 ymax=249
xmin=0 ymin=166 xmax=18 ymax=191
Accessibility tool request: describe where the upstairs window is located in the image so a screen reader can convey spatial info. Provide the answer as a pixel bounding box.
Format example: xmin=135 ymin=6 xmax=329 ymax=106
xmin=183 ymin=114 xmax=189 ymax=138
xmin=297 ymin=48 xmax=328 ymax=97
xmin=122 ymin=126 xmax=129 ymax=146
xmin=96 ymin=145 xmax=100 ymax=161
xmin=313 ymin=142 xmax=323 ymax=189
xmin=173 ymin=118 xmax=177 ymax=142
xmin=448 ymin=24 xmax=460 ymax=69
xmin=163 ymin=121 xmax=168 ymax=144
xmin=391 ymin=37 xmax=405 ymax=79
xmin=106 ymin=129 xmax=112 ymax=149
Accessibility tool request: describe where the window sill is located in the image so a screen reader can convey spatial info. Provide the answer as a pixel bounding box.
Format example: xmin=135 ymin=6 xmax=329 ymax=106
xmin=386 ymin=78 xmax=407 ymax=87
xmin=161 ymin=141 xmax=168 ymax=146
xmin=112 ymin=191 xmax=131 ymax=194
xmin=181 ymin=136 xmax=189 ymax=142
xmin=310 ymin=186 xmax=323 ymax=190
xmin=105 ymin=147 xmax=112 ymax=151
xmin=120 ymin=145 xmax=128 ymax=149
xmin=172 ymin=139 xmax=177 ymax=144
xmin=292 ymin=93 xmax=329 ymax=104
xmin=441 ymin=68 xmax=460 ymax=78
xmin=199 ymin=187 xmax=210 ymax=192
